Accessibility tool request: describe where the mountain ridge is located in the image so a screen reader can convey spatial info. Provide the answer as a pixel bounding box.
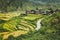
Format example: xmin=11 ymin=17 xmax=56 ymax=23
xmin=29 ymin=0 xmax=60 ymax=4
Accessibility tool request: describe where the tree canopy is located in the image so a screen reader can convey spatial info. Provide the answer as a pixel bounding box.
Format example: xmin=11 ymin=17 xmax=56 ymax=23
xmin=0 ymin=0 xmax=29 ymax=12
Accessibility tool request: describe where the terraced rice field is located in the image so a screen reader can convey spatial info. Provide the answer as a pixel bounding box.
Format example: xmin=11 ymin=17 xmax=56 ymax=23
xmin=0 ymin=11 xmax=21 ymax=21
xmin=0 ymin=14 xmax=43 ymax=40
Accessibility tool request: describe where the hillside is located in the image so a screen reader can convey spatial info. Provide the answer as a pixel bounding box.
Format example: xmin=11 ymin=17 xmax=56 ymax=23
xmin=0 ymin=12 xmax=60 ymax=40
xmin=5 ymin=11 xmax=60 ymax=40
xmin=0 ymin=0 xmax=60 ymax=40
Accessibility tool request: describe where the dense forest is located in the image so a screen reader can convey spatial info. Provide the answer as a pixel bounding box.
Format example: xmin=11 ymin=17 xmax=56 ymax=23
xmin=0 ymin=0 xmax=60 ymax=40
xmin=0 ymin=0 xmax=60 ymax=12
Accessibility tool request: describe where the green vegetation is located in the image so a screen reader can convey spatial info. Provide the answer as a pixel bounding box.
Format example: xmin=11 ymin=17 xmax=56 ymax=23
xmin=0 ymin=14 xmax=42 ymax=32
xmin=0 ymin=0 xmax=60 ymax=40
xmin=0 ymin=12 xmax=60 ymax=40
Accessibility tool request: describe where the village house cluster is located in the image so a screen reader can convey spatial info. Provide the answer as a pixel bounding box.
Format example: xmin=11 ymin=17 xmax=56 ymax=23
xmin=25 ymin=8 xmax=60 ymax=15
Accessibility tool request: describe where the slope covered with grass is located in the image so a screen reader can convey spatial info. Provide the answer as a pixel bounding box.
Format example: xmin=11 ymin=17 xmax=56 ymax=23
xmin=5 ymin=12 xmax=60 ymax=40
xmin=0 ymin=14 xmax=43 ymax=39
xmin=0 ymin=11 xmax=60 ymax=40
xmin=16 ymin=12 xmax=60 ymax=40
